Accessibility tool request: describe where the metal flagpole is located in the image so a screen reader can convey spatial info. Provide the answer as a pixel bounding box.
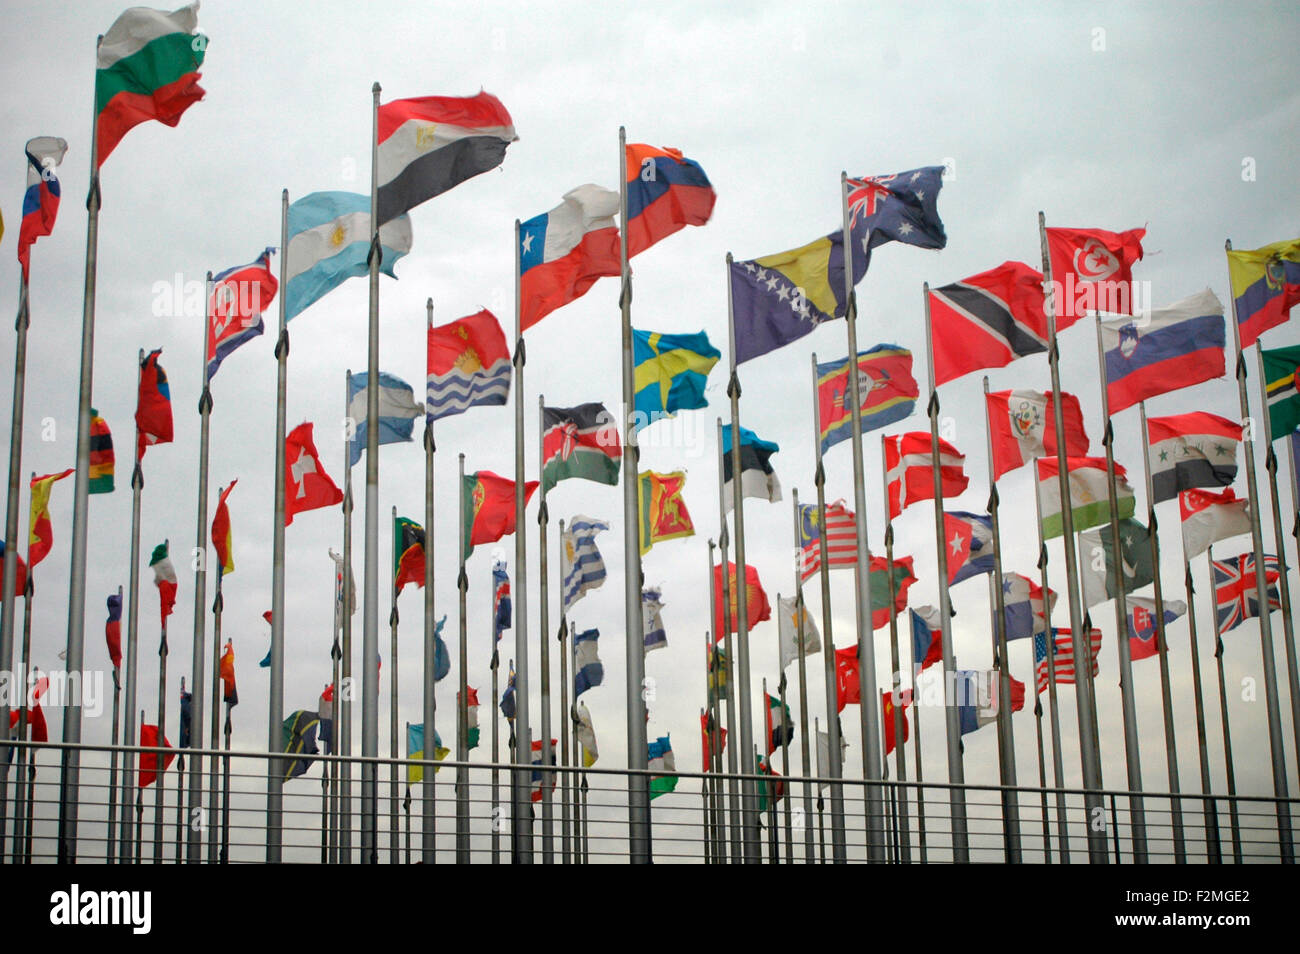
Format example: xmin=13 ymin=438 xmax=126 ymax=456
xmin=1206 ymin=547 xmax=1243 ymax=863
xmin=491 ymin=604 xmax=501 ymax=865
xmin=699 ymin=704 xmax=711 ymax=864
xmin=1136 ymin=400 xmax=1187 ymax=862
xmin=329 ymin=583 xmax=341 ymax=862
xmin=402 ymin=722 xmax=410 ymax=863
xmin=1089 ymin=316 xmax=1148 ymax=863
xmin=342 ymin=370 xmax=356 ymax=862
xmin=267 ymin=189 xmax=290 ymax=862
xmin=135 ymin=708 xmax=144 ymax=863
xmin=559 ymin=527 xmax=571 ymax=865
xmin=704 ymin=541 xmax=723 ymax=861
xmin=174 ymin=678 xmax=186 ymax=863
xmin=388 ymin=505 xmax=400 ymax=862
xmin=1037 ymin=213 xmax=1108 ymax=863
xmin=1031 ymin=678 xmax=1052 ymax=862
xmin=809 ymin=355 xmax=847 ymax=862
xmin=107 ymin=586 xmax=123 ymax=863
xmin=457 ymin=455 xmax=470 ymax=862
xmin=905 ymin=564 xmax=929 ymax=864
xmin=980 ymin=377 xmax=1021 ymax=861
xmin=617 ymin=128 xmax=650 ymax=864
xmin=876 ymin=463 xmax=912 ymax=863
xmin=207 ymin=507 xmax=225 ymax=863
xmin=1223 ymin=239 xmax=1293 ymax=861
xmin=778 ymin=669 xmax=793 ymax=862
xmin=814 ymin=715 xmax=826 ymax=863
xmin=837 ymin=175 xmax=885 ymax=862
xmin=537 ymin=395 xmax=554 ymax=863
xmin=921 ymin=284 xmax=969 ymax=861
xmin=790 ymin=491 xmax=815 ymax=862
xmin=715 ymin=419 xmax=743 ymax=861
xmin=220 ymin=696 xmax=232 ymax=862
xmin=1182 ymin=565 xmax=1222 ymax=863
xmin=1033 ymin=473 xmax=1071 ymax=860
xmin=119 ymin=351 xmax=145 ymax=862
xmin=154 ymin=539 xmax=170 ymax=865
xmin=12 ymin=556 xmax=34 ymax=862
xmin=422 ymin=300 xmax=437 ymax=864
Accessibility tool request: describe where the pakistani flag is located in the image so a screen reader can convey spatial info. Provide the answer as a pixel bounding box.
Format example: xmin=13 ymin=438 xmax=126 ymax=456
xmin=1078 ymin=518 xmax=1155 ymax=608
xmin=1262 ymin=345 xmax=1300 ymax=441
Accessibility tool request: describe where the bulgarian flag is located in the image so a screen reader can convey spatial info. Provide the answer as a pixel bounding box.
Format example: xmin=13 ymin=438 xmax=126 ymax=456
xmin=95 ymin=4 xmax=206 ymax=166
xmin=150 ymin=541 xmax=178 ymax=627
xmin=1036 ymin=455 xmax=1135 ymax=539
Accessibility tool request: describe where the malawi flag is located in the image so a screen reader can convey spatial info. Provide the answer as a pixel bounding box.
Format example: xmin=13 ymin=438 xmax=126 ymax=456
xmin=376 ymin=91 xmax=516 ymax=226
xmin=462 ymin=471 xmax=537 ymax=560
xmin=1227 ymin=238 xmax=1300 ymax=349
xmin=541 ymin=403 xmax=620 ymax=493
xmin=95 ymin=4 xmax=206 ymax=166
xmin=393 ymin=516 xmax=425 ymax=593
xmin=929 ymin=261 xmax=1048 ymax=386
xmin=519 ymin=185 xmax=621 ymax=330
xmin=624 ymin=143 xmax=715 ymax=258
xmin=105 ymin=592 xmax=123 ymax=670
xmin=150 ymin=542 xmax=177 ymax=627
xmin=89 ymin=409 xmax=115 ymax=494
xmin=211 ymin=480 xmax=236 ymax=577
xmin=17 ymin=137 xmax=68 ymax=279
xmin=816 ymin=345 xmax=918 ymax=453
xmin=28 ymin=469 xmax=74 ymax=567
xmin=136 ymin=349 xmax=173 ymax=460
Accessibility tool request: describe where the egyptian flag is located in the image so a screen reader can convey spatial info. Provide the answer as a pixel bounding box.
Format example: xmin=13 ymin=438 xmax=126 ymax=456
xmin=884 ymin=432 xmax=968 ymax=519
xmin=1045 ymin=226 xmax=1146 ymax=323
xmin=712 ymin=561 xmax=772 ymax=639
xmin=624 ymin=143 xmax=716 ymax=257
xmin=207 ymin=249 xmax=277 ymax=379
xmin=136 ymin=349 xmax=173 ymax=460
xmin=105 ymin=592 xmax=123 ymax=670
xmin=462 ymin=471 xmax=538 ymax=560
xmin=138 ymin=724 xmax=175 ymax=787
xmin=28 ymin=469 xmax=74 ymax=567
xmin=89 ymin=409 xmax=115 ymax=494
xmin=541 ymin=403 xmax=620 ymax=493
xmin=284 ymin=423 xmax=343 ymax=526
xmin=211 ymin=480 xmax=236 ymax=577
xmin=376 ymin=91 xmax=516 ymax=225
xmin=0 ymin=541 xmax=27 ymax=600
xmin=929 ymin=261 xmax=1048 ymax=386
xmin=721 ymin=425 xmax=781 ymax=511
xmin=219 ymin=640 xmax=238 ymax=707
xmin=150 ymin=542 xmax=177 ymax=627
xmin=519 ymin=185 xmax=621 ymax=329
xmin=1146 ymin=412 xmax=1240 ymax=503
xmin=393 ymin=516 xmax=425 ymax=593
xmin=17 ymin=137 xmax=68 ymax=279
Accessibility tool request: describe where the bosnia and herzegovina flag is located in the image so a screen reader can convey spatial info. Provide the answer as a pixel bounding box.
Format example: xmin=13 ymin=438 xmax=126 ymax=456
xmin=95 ymin=3 xmax=206 ymax=167
xmin=461 ymin=471 xmax=538 ymax=560
xmin=89 ymin=409 xmax=115 ymax=494
xmin=211 ymin=480 xmax=237 ymax=578
xmin=18 ymin=137 xmax=67 ymax=280
xmin=28 ymin=469 xmax=74 ymax=567
xmin=1227 ymin=237 xmax=1300 ymax=349
xmin=136 ymin=349 xmax=173 ymax=461
xmin=624 ymin=143 xmax=716 ymax=258
xmin=816 ymin=345 xmax=918 ymax=453
xmin=393 ymin=515 xmax=425 ymax=593
xmin=632 ymin=329 xmax=720 ymax=430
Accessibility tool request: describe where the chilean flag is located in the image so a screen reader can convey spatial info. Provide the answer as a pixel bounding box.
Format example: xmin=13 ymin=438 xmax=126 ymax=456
xmin=17 ymin=137 xmax=68 ymax=280
xmin=624 ymin=143 xmax=715 ymax=257
xmin=519 ymin=185 xmax=621 ymax=330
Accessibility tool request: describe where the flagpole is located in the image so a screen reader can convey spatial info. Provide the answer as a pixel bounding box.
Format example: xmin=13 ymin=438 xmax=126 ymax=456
xmin=778 ymin=667 xmax=793 ymax=862
xmin=174 ymin=677 xmax=186 ymax=863
xmin=704 ymin=541 xmax=722 ymax=861
xmin=715 ymin=418 xmax=743 ymax=861
xmin=1181 ymin=564 xmax=1222 ymax=863
xmin=491 ymin=596 xmax=501 ymax=865
xmin=558 ymin=534 xmax=571 ymax=865
xmin=699 ymin=704 xmax=711 ymax=864
xmin=1033 ymin=474 xmax=1071 ymax=859
xmin=220 ymin=697 xmax=232 ymax=862
xmin=207 ymin=505 xmax=225 ymax=863
xmin=422 ymin=300 xmax=437 ymax=864
xmin=537 ymin=395 xmax=555 ymax=863
xmin=1135 ymin=400 xmax=1187 ymax=862
xmin=329 ymin=580 xmax=342 ymax=862
xmin=904 ymin=576 xmax=929 ymax=864
xmin=118 ymin=350 xmax=145 ymax=863
xmin=790 ymin=490 xmax=815 ymax=863
xmin=402 ymin=722 xmax=411 ymax=863
xmin=11 ymin=543 xmax=34 ymax=862
xmin=389 ymin=504 xmax=400 ymax=862
xmin=1030 ymin=675 xmax=1052 ymax=862
xmin=107 ymin=586 xmax=123 ymax=864
xmin=809 ymin=354 xmax=847 ymax=862
xmin=814 ymin=715 xmax=826 ymax=862
xmin=342 ymin=369 xmax=356 ymax=863
xmin=1223 ymin=239 xmax=1292 ymax=861
xmin=135 ymin=708 xmax=144 ymax=863
xmin=1205 ymin=546 xmax=1244 ymax=862
xmin=153 ymin=537 xmax=169 ymax=864
xmin=1038 ymin=213 xmax=1108 ymax=863
xmin=457 ymin=456 xmax=470 ymax=862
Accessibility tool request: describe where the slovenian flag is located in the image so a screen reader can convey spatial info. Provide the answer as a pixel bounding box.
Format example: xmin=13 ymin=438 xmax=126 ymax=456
xmin=1127 ymin=596 xmax=1186 ymax=662
xmin=519 ymin=185 xmax=621 ymax=330
xmin=347 ymin=371 xmax=423 ymax=466
xmin=624 ymin=144 xmax=715 ymax=258
xmin=17 ymin=137 xmax=67 ymax=279
xmin=207 ymin=249 xmax=277 ymax=380
xmin=1146 ymin=411 xmax=1240 ymax=504
xmin=105 ymin=592 xmax=123 ymax=670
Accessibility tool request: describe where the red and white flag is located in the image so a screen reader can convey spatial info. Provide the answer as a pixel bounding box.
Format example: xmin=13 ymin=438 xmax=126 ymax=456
xmin=1035 ymin=627 xmax=1102 ymax=693
xmin=285 ymin=422 xmax=344 ymax=526
xmin=798 ymin=500 xmax=856 ymax=581
xmin=519 ymin=185 xmax=621 ymax=330
xmin=986 ymin=389 xmax=1089 ymax=480
xmin=929 ymin=260 xmax=1048 ymax=386
xmin=1180 ymin=487 xmax=1251 ymax=559
xmin=884 ymin=432 xmax=968 ymax=519
xmin=1045 ymin=226 xmax=1146 ymax=323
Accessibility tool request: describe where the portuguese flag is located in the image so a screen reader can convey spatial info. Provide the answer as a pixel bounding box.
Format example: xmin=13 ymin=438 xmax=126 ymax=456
xmin=461 ymin=471 xmax=537 ymax=560
xmin=393 ymin=516 xmax=425 ymax=593
xmin=95 ymin=4 xmax=206 ymax=166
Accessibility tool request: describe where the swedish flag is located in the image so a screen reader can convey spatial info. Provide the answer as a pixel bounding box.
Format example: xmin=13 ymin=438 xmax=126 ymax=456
xmin=632 ymin=329 xmax=720 ymax=430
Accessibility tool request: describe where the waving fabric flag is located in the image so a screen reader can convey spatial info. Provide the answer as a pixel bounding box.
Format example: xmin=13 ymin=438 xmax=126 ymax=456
xmin=561 ymin=516 xmax=608 ymax=612
xmin=798 ymin=501 xmax=856 ymax=580
xmin=1146 ymin=411 xmax=1240 ymax=503
xmin=541 ymin=403 xmax=620 ymax=492
xmin=1180 ymin=487 xmax=1252 ymax=559
xmin=520 ymin=185 xmax=621 ymax=329
xmin=1002 ymin=572 xmax=1057 ymax=642
xmin=461 ymin=471 xmax=537 ymax=559
xmin=835 ymin=645 xmax=861 ymax=711
xmin=845 ymin=166 xmax=948 ymax=256
xmin=700 ymin=712 xmax=724 ymax=771
xmin=432 ymin=615 xmax=451 ymax=682
xmin=18 ymin=137 xmax=67 ymax=278
xmin=529 ymin=739 xmax=559 ymax=802
xmin=707 ymin=646 xmax=728 ymax=701
xmin=867 ymin=556 xmax=917 ymax=629
xmin=136 ymin=349 xmax=173 ymax=460
xmin=1127 ymin=596 xmax=1186 ymax=662
xmin=28 ymin=469 xmax=74 ymax=567
xmin=909 ymin=606 xmax=943 ymax=671
xmin=756 ymin=753 xmax=785 ymax=809
xmin=138 ymin=724 xmax=175 ymax=787
xmin=816 ymin=346 xmax=918 ymax=452
xmin=930 ymin=262 xmax=1048 ymax=386
xmin=884 ymin=432 xmax=968 ymax=519
xmin=427 ymin=308 xmax=511 ymax=422
xmin=722 ymin=425 xmax=781 ymax=510
xmin=284 ymin=423 xmax=343 ymax=526
xmin=712 ymin=561 xmax=771 ymax=638
xmin=347 ymin=371 xmax=423 ymax=466
xmin=1262 ymin=344 xmax=1300 ymax=441
xmin=943 ymin=511 xmax=995 ymax=585
xmin=282 ymin=710 xmax=320 ymax=781
xmin=1078 ymin=519 xmax=1155 ymax=607
xmin=1034 ymin=628 xmax=1102 ymax=692
xmin=647 ymin=736 xmax=678 ymax=799
xmin=624 ymin=144 xmax=715 ymax=257
xmin=573 ymin=629 xmax=604 ymax=697
xmin=89 ymin=409 xmax=115 ymax=494
xmin=1045 ymin=226 xmax=1146 ymax=323
xmin=1100 ymin=289 xmax=1226 ymax=413
xmin=150 ymin=542 xmax=177 ymax=626
xmin=882 ymin=691 xmax=911 ymax=756
xmin=406 ymin=724 xmax=450 ymax=783
xmin=376 ymin=91 xmax=516 ymax=226
xmin=1036 ymin=455 xmax=1135 ymax=538
xmin=492 ymin=562 xmax=511 ymax=641
xmin=575 ymin=702 xmax=599 ymax=767
xmin=94 ymin=3 xmax=206 ymax=166
xmin=956 ymin=670 xmax=1025 ymax=735
xmin=105 ymin=593 xmax=123 ymax=670
xmin=1227 ymin=238 xmax=1300 ymax=348
xmin=765 ymin=692 xmax=793 ymax=753
xmin=219 ymin=640 xmax=237 ymax=707
xmin=632 ymin=329 xmax=720 ymax=429
xmin=211 ymin=480 xmax=236 ymax=578
xmin=393 ymin=516 xmax=425 ymax=593
xmin=0 ymin=542 xmax=26 ymax=600
xmin=460 ymin=688 xmax=480 ymax=750
xmin=207 ymin=249 xmax=277 ymax=379
xmin=179 ymin=684 xmax=192 ymax=748
xmin=642 ymin=588 xmax=667 ymax=654
xmin=777 ymin=595 xmax=821 ymax=671
xmin=986 ymin=389 xmax=1089 ymax=479
xmin=638 ymin=471 xmax=694 ymax=553
xmin=1213 ymin=553 xmax=1282 ymax=633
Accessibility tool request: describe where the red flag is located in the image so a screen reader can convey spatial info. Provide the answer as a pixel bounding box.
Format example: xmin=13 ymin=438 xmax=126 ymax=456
xmin=930 ymin=261 xmax=1048 ymax=386
xmin=139 ymin=724 xmax=175 ymax=787
xmin=135 ymin=349 xmax=174 ymax=460
xmin=207 ymin=249 xmax=277 ymax=379
xmin=8 ymin=671 xmax=49 ymax=744
xmin=105 ymin=591 xmax=123 ymax=669
xmin=1045 ymin=226 xmax=1146 ymax=324
xmin=211 ymin=480 xmax=237 ymax=576
xmin=219 ymin=640 xmax=238 ymax=707
xmin=28 ymin=468 xmax=74 ymax=567
xmin=700 ymin=713 xmax=727 ymax=771
xmin=462 ymin=471 xmax=538 ymax=558
xmin=884 ymin=432 xmax=968 ymax=519
xmin=835 ymin=646 xmax=861 ymax=712
xmin=882 ymin=690 xmax=911 ymax=756
xmin=986 ymin=390 xmax=1090 ymax=480
xmin=285 ymin=423 xmax=343 ymax=526
xmin=711 ymin=561 xmax=772 ymax=641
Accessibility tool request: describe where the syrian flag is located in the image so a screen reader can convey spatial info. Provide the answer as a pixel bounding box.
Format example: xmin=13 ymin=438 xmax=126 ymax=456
xmin=722 ymin=425 xmax=781 ymax=511
xmin=284 ymin=422 xmax=344 ymax=526
xmin=1045 ymin=226 xmax=1146 ymax=323
xmin=519 ymin=185 xmax=621 ymax=329
xmin=909 ymin=605 xmax=943 ymax=671
xmin=1146 ymin=411 xmax=1240 ymax=503
xmin=1180 ymin=487 xmax=1251 ymax=559
xmin=150 ymin=542 xmax=178 ymax=627
xmin=135 ymin=349 xmax=173 ymax=460
xmin=884 ymin=432 xmax=968 ymax=519
xmin=1127 ymin=596 xmax=1186 ymax=662
xmin=1001 ymin=572 xmax=1057 ymax=642
xmin=18 ymin=137 xmax=68 ymax=279
xmin=929 ymin=261 xmax=1048 ymax=386
xmin=1078 ymin=518 xmax=1155 ymax=608
xmin=573 ymin=629 xmax=604 ymax=697
xmin=1036 ymin=455 xmax=1135 ymax=539
xmin=943 ymin=511 xmax=995 ymax=585
xmin=207 ymin=249 xmax=277 ymax=380
xmin=986 ymin=389 xmax=1089 ymax=480
xmin=541 ymin=403 xmax=620 ymax=493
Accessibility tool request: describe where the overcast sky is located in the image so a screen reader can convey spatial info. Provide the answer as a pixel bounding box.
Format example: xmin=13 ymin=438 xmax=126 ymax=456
xmin=2 ymin=0 xmax=1298 ymax=861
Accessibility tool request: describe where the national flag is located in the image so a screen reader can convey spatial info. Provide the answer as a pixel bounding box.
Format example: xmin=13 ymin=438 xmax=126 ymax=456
xmin=206 ymin=248 xmax=277 ymax=379
xmin=427 ymin=308 xmax=511 ymax=422
xmin=1262 ymin=344 xmax=1300 ymax=441
xmin=909 ymin=605 xmax=943 ymax=671
xmin=541 ymin=403 xmax=620 ymax=492
xmin=150 ymin=542 xmax=177 ymax=626
xmin=1180 ymin=487 xmax=1252 ymax=559
xmin=573 ymin=629 xmax=604 ymax=697
xmin=178 ymin=683 xmax=192 ymax=749
xmin=884 ymin=432 xmax=969 ymax=519
xmin=432 ymin=616 xmax=450 ymax=683
xmin=815 ymin=729 xmax=848 ymax=790
xmin=347 ymin=371 xmax=423 ymax=466
xmin=642 ymin=587 xmax=667 ymax=654
xmin=259 ymin=611 xmax=272 ymax=668
xmin=284 ymin=423 xmax=343 ymax=525
xmin=797 ymin=500 xmax=856 ymax=581
xmin=94 ymin=3 xmax=205 ymax=166
xmin=632 ymin=329 xmax=721 ymax=429
xmin=1226 ymin=238 xmax=1300 ymax=349
xmin=930 ymin=261 xmax=1049 ymax=386
xmin=867 ymin=556 xmax=917 ymax=629
xmin=700 ymin=712 xmax=725 ymax=772
xmin=138 ymin=724 xmax=174 ymax=787
xmin=17 ymin=137 xmax=67 ymax=279
xmin=284 ymin=191 xmax=412 ymax=320
xmin=210 ymin=480 xmax=236 ymax=578
xmin=1100 ymin=289 xmax=1226 ymax=413
xmin=330 ymin=547 xmax=355 ymax=618
xmin=219 ymin=639 xmax=237 ymax=707
xmin=1078 ymin=518 xmax=1155 ymax=607
xmin=317 ymin=684 xmax=334 ymax=753
xmin=1127 ymin=596 xmax=1187 ymax=663
xmin=88 ymin=409 xmax=115 ymax=494
xmin=1002 ymin=572 xmax=1057 ymax=642
xmin=500 ymin=661 xmax=516 ymax=723
xmin=765 ymin=692 xmax=793 ymax=753
xmin=1036 ymin=455 xmax=1136 ymax=539
xmin=460 ymin=687 xmax=480 ymax=751
xmin=712 ymin=561 xmax=771 ymax=639
xmin=777 ymin=595 xmax=821 ymax=671
xmin=956 ymin=669 xmax=1026 ymax=735
xmin=816 ymin=345 xmax=919 ymax=453
xmin=1034 ymin=628 xmax=1102 ymax=693
xmin=12 ymin=672 xmax=49 ymax=745
xmin=282 ymin=710 xmax=320 ymax=781
xmin=882 ymin=690 xmax=911 ymax=756
xmin=707 ymin=646 xmax=728 ymax=702
xmin=835 ymin=645 xmax=861 ymax=711
xmin=406 ymin=724 xmax=450 ymax=783
xmin=986 ymin=389 xmax=1089 ymax=480
xmin=575 ymin=703 xmax=599 ymax=767
xmin=721 ymin=424 xmax=781 ymax=510
xmin=1213 ymin=552 xmax=1282 ymax=633
xmin=638 ymin=470 xmax=694 ymax=553
xmin=624 ymin=144 xmax=715 ymax=257
xmin=943 ymin=511 xmax=995 ymax=585
xmin=530 ymin=738 xmax=559 ymax=802
xmin=647 ymin=735 xmax=678 ymax=799
xmin=0 ymin=541 xmax=26 ymax=601
xmin=1045 ymin=226 xmax=1146 ymax=323
xmin=845 ymin=166 xmax=948 ymax=257
xmin=756 ymin=752 xmax=784 ymax=809
xmin=28 ymin=468 xmax=73 ymax=567
xmin=1147 ymin=411 xmax=1241 ymax=503
xmin=519 ymin=184 xmax=621 ymax=329
xmin=135 ymin=349 xmax=173 ymax=460
xmin=393 ymin=516 xmax=425 ymax=593
xmin=105 ymin=592 xmax=123 ymax=670
xmin=492 ymin=562 xmax=510 ymax=642
xmin=461 ymin=471 xmax=538 ymax=559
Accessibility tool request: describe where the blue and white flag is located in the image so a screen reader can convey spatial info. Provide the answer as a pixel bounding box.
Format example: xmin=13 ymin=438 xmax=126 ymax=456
xmin=1127 ymin=596 xmax=1187 ymax=662
xmin=574 ymin=629 xmax=603 ymax=697
xmin=642 ymin=587 xmax=667 ymax=654
xmin=500 ymin=660 xmax=516 ymax=721
xmin=943 ymin=511 xmax=995 ymax=585
xmin=1002 ymin=572 xmax=1055 ymax=642
xmin=562 ymin=516 xmax=609 ymax=613
xmin=433 ymin=615 xmax=450 ymax=682
xmin=347 ymin=371 xmax=424 ymax=466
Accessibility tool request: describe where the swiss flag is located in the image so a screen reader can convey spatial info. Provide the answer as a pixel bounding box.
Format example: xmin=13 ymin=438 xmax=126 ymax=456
xmin=285 ymin=422 xmax=343 ymax=526
xmin=1045 ymin=226 xmax=1145 ymax=324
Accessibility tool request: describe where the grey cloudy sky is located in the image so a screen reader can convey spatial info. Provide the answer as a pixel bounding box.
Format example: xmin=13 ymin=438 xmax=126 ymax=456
xmin=1 ymin=0 xmax=1298 ymax=859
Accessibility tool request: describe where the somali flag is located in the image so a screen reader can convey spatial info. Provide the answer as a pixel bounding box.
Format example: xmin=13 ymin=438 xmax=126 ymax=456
xmin=347 ymin=371 xmax=424 ymax=466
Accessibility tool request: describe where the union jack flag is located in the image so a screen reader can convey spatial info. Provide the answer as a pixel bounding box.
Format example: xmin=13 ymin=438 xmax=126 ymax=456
xmin=1212 ymin=553 xmax=1281 ymax=633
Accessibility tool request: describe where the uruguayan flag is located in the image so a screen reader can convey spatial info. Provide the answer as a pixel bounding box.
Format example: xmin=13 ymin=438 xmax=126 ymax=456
xmin=347 ymin=371 xmax=424 ymax=466
xmin=642 ymin=587 xmax=667 ymax=654
xmin=562 ymin=516 xmax=609 ymax=613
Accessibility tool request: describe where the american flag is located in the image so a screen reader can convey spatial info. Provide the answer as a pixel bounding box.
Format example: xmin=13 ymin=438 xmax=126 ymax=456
xmin=799 ymin=501 xmax=857 ymax=581
xmin=1212 ymin=553 xmax=1281 ymax=633
xmin=1034 ymin=627 xmax=1102 ymax=694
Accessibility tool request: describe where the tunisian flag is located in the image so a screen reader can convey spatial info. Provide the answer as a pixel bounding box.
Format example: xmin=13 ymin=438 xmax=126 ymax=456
xmin=1045 ymin=226 xmax=1146 ymax=323
xmin=285 ymin=423 xmax=343 ymax=526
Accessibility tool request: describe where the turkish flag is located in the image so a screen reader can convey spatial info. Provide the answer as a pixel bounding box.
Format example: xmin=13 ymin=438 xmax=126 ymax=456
xmin=1045 ymin=226 xmax=1145 ymax=324
xmin=285 ymin=422 xmax=343 ymax=526
xmin=835 ymin=645 xmax=860 ymax=711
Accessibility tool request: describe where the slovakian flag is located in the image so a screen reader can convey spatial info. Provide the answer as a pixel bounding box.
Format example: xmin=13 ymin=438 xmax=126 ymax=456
xmin=624 ymin=143 xmax=715 ymax=258
xmin=816 ymin=345 xmax=918 ymax=453
xmin=1100 ymin=289 xmax=1226 ymax=414
xmin=89 ymin=409 xmax=115 ymax=494
xmin=519 ymin=184 xmax=621 ymax=330
xmin=1002 ymin=572 xmax=1057 ymax=642
xmin=211 ymin=479 xmax=236 ymax=578
xmin=136 ymin=349 xmax=173 ymax=460
xmin=943 ymin=511 xmax=995 ymax=585
xmin=986 ymin=389 xmax=1089 ymax=480
xmin=1045 ymin=226 xmax=1146 ymax=324
xmin=882 ymin=690 xmax=911 ymax=756
xmin=1036 ymin=455 xmax=1135 ymax=539
xmin=347 ymin=371 xmax=424 ymax=466
xmin=138 ymin=723 xmax=175 ymax=787
xmin=1127 ymin=596 xmax=1186 ymax=663
xmin=638 ymin=470 xmax=695 ymax=554
xmin=105 ymin=591 xmax=123 ymax=670
xmin=930 ymin=261 xmax=1048 ymax=386
xmin=285 ymin=422 xmax=343 ymax=526
xmin=375 ymin=91 xmax=516 ymax=226
xmin=393 ymin=515 xmax=425 ymax=593
xmin=1146 ymin=411 xmax=1240 ymax=503
xmin=28 ymin=468 xmax=74 ymax=567
xmin=150 ymin=541 xmax=177 ymax=627
xmin=1180 ymin=487 xmax=1251 ymax=559
xmin=17 ymin=137 xmax=68 ymax=279
xmin=909 ymin=605 xmax=944 ymax=672
xmin=722 ymin=425 xmax=781 ymax=511
xmin=427 ymin=308 xmax=511 ymax=422
xmin=712 ymin=561 xmax=772 ymax=640
xmin=0 ymin=541 xmax=27 ymax=600
xmin=1213 ymin=552 xmax=1282 ymax=633
xmin=797 ymin=500 xmax=857 ymax=581
xmin=884 ymin=432 xmax=969 ymax=519
xmin=1227 ymin=237 xmax=1300 ymax=349
xmin=541 ymin=403 xmax=620 ymax=493
xmin=219 ymin=639 xmax=238 ymax=707
xmin=462 ymin=470 xmax=538 ymax=560
xmin=207 ymin=248 xmax=277 ymax=380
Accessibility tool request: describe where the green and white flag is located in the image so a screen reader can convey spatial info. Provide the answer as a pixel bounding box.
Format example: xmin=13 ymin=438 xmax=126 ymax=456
xmin=1078 ymin=518 xmax=1154 ymax=608
xmin=1036 ymin=455 xmax=1135 ymax=539
xmin=648 ymin=736 xmax=677 ymax=799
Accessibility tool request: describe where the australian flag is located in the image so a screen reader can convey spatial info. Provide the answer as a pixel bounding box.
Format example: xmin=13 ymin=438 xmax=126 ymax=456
xmin=845 ymin=165 xmax=948 ymax=265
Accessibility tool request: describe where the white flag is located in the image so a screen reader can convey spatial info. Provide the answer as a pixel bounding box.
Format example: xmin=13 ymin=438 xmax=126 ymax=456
xmin=777 ymin=595 xmax=822 ymax=671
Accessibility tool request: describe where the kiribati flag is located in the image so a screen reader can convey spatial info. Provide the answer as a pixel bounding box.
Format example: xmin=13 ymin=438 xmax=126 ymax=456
xmin=816 ymin=345 xmax=918 ymax=453
xmin=17 ymin=137 xmax=67 ymax=279
xmin=624 ymin=143 xmax=715 ymax=257
xmin=207 ymin=248 xmax=277 ymax=379
xmin=427 ymin=309 xmax=511 ymax=422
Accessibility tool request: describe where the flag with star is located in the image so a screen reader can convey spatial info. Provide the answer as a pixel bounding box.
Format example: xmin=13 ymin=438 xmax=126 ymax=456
xmin=1078 ymin=518 xmax=1155 ymax=608
xmin=284 ymin=422 xmax=343 ymax=526
xmin=942 ymin=511 xmax=995 ymax=585
xmin=845 ymin=166 xmax=948 ymax=258
xmin=1146 ymin=411 xmax=1240 ymax=503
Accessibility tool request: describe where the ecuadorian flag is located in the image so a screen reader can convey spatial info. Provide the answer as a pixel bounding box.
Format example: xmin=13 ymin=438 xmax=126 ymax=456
xmin=632 ymin=329 xmax=720 ymax=430
xmin=1227 ymin=237 xmax=1300 ymax=348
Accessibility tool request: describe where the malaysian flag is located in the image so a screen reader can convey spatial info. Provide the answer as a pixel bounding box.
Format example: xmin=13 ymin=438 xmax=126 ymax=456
xmin=1033 ymin=627 xmax=1102 ymax=693
xmin=799 ymin=500 xmax=857 ymax=581
xmin=1212 ymin=553 xmax=1281 ymax=633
